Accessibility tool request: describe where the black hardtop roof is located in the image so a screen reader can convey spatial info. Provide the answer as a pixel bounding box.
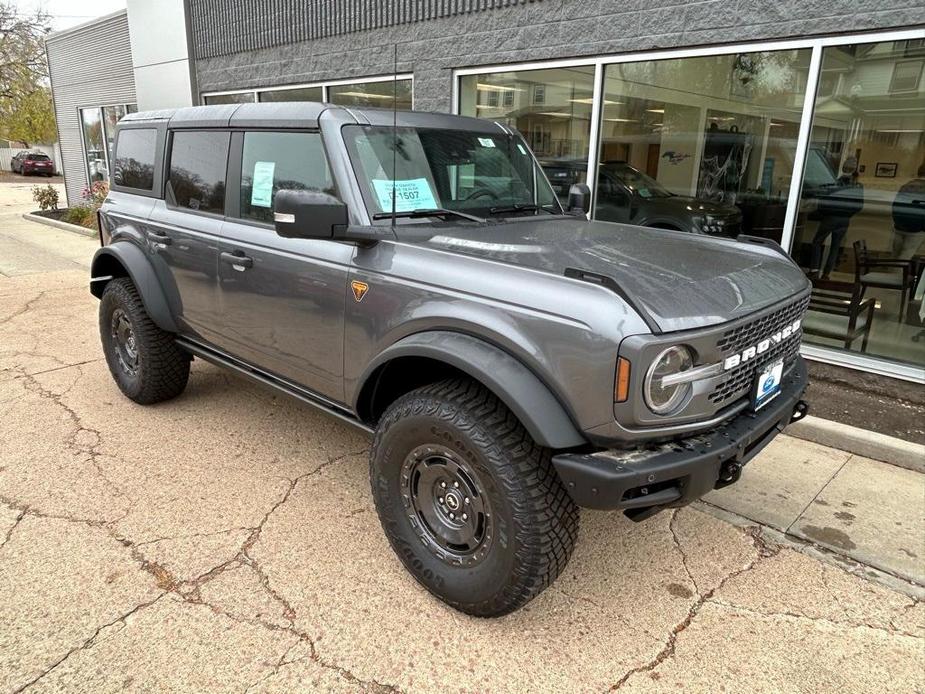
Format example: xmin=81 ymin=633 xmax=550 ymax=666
xmin=120 ymin=101 xmax=509 ymax=134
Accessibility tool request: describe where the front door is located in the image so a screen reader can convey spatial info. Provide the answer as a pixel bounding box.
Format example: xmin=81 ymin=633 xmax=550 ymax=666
xmin=215 ymin=130 xmax=351 ymax=402
xmin=146 ymin=129 xmax=231 ymax=343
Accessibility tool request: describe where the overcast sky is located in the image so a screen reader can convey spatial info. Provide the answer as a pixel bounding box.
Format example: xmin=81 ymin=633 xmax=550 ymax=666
xmin=12 ymin=0 xmax=127 ymax=31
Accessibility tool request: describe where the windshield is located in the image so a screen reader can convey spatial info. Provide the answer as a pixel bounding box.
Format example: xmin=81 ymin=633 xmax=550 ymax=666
xmin=343 ymin=125 xmax=561 ymax=221
xmin=603 ymin=163 xmax=673 ymax=199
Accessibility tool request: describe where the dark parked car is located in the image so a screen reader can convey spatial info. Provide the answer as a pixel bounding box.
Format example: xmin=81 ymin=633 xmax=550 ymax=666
xmin=10 ymin=151 xmax=55 ymax=176
xmin=90 ymin=103 xmax=810 ymax=616
xmin=542 ymin=159 xmax=743 ymax=236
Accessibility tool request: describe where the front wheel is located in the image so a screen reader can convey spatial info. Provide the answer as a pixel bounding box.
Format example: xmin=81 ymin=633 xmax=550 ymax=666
xmin=370 ymin=378 xmax=579 ymax=617
xmin=99 ymin=277 xmax=190 ymax=404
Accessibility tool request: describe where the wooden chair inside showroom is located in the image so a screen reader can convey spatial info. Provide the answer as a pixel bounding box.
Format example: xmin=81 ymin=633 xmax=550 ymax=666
xmin=852 ymin=240 xmax=914 ymax=322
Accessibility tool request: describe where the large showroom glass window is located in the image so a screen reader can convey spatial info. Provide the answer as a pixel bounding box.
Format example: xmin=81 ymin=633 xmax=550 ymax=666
xmin=791 ymin=40 xmax=925 ymax=368
xmin=458 ymin=67 xmax=596 ymax=205
xmin=593 ymin=49 xmax=811 ymax=240
xmin=80 ymin=103 xmax=139 ymax=185
xmin=258 ymin=85 xmax=323 ymax=102
xmin=328 ymin=79 xmax=412 ymax=110
xmin=203 ymin=92 xmax=256 ymax=105
xmin=79 ymin=107 xmax=107 ymax=183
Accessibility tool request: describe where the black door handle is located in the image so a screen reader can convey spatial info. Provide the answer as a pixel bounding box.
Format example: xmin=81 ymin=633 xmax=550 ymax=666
xmin=221 ymin=251 xmax=253 ymax=270
xmin=148 ymin=231 xmax=172 ymax=246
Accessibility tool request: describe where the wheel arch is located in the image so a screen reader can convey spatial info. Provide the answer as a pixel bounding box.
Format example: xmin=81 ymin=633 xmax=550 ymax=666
xmin=355 ymin=331 xmax=588 ymax=450
xmin=90 ymin=243 xmax=178 ymax=333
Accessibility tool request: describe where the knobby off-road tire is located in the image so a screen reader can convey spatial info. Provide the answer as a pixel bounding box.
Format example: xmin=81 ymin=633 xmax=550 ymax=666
xmin=99 ymin=277 xmax=190 ymax=404
xmin=370 ymin=378 xmax=579 ymax=617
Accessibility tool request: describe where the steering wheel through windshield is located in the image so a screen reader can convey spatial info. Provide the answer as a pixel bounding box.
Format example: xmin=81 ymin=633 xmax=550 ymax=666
xmin=463 ymin=188 xmax=499 ymax=202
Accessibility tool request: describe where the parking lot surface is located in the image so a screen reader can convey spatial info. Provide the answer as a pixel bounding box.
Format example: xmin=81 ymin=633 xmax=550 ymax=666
xmin=1 ymin=182 xmax=922 ymax=693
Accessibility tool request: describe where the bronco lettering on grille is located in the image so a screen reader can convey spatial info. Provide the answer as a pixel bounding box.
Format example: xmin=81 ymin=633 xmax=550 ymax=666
xmin=722 ymin=319 xmax=802 ymax=371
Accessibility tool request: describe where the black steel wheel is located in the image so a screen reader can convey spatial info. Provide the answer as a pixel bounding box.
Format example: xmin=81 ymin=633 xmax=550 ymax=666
xmin=99 ymin=277 xmax=190 ymax=404
xmin=370 ymin=378 xmax=579 ymax=617
xmin=401 ymin=444 xmax=494 ymax=566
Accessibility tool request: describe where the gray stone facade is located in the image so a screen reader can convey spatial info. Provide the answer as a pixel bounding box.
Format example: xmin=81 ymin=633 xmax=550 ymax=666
xmin=192 ymin=0 xmax=925 ymax=111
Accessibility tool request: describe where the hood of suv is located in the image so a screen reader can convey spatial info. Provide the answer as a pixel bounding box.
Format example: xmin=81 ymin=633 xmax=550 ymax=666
xmin=417 ymin=218 xmax=809 ymax=333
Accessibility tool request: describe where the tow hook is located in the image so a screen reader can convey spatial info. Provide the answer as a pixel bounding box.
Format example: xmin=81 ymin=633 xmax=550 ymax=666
xmin=790 ymin=400 xmax=809 ymax=423
xmin=717 ymin=460 xmax=742 ymax=487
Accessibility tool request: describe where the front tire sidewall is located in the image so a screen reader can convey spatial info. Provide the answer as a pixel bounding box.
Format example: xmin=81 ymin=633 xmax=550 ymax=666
xmin=372 ymin=403 xmax=523 ymax=611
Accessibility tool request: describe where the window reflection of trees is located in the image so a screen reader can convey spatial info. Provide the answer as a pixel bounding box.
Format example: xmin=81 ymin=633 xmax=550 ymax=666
xmin=113 ymin=157 xmax=154 ymax=190
xmin=169 ymin=167 xmax=226 ymax=214
xmin=240 ymin=176 xmax=336 ymax=223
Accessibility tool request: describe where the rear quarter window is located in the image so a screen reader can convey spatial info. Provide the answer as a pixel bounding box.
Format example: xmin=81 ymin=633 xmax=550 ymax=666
xmin=113 ymin=128 xmax=157 ymax=190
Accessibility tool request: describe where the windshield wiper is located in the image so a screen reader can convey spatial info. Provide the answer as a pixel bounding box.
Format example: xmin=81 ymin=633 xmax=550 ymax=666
xmin=372 ymin=208 xmax=486 ymax=223
xmin=488 ymin=203 xmax=558 ymax=216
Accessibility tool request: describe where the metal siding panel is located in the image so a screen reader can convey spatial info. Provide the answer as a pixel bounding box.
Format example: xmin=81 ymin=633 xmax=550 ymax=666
xmin=189 ymin=0 xmax=539 ymax=58
xmin=46 ymin=12 xmax=137 ymax=206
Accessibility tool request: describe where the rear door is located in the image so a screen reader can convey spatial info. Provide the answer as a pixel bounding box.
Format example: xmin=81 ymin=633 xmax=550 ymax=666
xmin=215 ymin=130 xmax=351 ymax=402
xmin=147 ymin=129 xmax=230 ymax=343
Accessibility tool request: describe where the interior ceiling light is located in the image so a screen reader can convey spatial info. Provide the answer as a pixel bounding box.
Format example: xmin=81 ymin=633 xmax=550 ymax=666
xmin=476 ymin=83 xmax=523 ymax=92
xmin=605 ymin=117 xmax=639 ymax=123
xmin=876 ymin=128 xmax=924 ymax=133
xmin=646 ymin=108 xmax=665 ymax=113
xmin=570 ymin=98 xmax=623 ymax=105
xmin=334 ymin=91 xmax=394 ymax=99
xmin=537 ymin=112 xmax=572 ymax=117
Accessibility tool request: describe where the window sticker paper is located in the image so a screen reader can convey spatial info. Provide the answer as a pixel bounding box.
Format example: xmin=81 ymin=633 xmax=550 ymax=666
xmin=251 ymin=161 xmax=276 ymax=208
xmin=477 ymin=137 xmax=497 ymax=148
xmin=372 ymin=178 xmax=439 ymax=212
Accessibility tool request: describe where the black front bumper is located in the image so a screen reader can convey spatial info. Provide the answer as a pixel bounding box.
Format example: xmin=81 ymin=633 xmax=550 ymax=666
xmin=552 ymin=357 xmax=809 ymax=520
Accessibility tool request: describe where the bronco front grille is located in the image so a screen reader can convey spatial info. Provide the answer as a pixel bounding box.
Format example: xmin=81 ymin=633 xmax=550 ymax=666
xmin=709 ymin=294 xmax=810 ymax=406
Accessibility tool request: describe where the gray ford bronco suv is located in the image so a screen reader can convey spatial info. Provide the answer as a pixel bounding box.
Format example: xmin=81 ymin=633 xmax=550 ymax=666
xmin=91 ymin=102 xmax=810 ymax=617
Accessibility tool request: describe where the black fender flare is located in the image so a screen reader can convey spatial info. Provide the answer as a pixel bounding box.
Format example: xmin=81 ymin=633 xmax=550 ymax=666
xmin=357 ymin=331 xmax=588 ymax=450
xmin=89 ymin=242 xmax=178 ymax=333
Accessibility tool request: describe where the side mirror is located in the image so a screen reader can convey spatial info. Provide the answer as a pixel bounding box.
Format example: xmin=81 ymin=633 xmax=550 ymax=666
xmin=567 ymin=183 xmax=592 ymax=215
xmin=274 ymin=190 xmax=348 ymax=239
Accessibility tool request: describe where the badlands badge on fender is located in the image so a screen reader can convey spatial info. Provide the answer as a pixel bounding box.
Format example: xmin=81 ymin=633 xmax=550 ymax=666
xmin=752 ymin=359 xmax=783 ymax=411
xmin=351 ymin=280 xmax=369 ymax=302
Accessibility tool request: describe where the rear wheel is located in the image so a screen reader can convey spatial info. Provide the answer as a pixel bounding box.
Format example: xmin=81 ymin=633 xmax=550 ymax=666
xmin=99 ymin=277 xmax=190 ymax=404
xmin=370 ymin=378 xmax=579 ymax=616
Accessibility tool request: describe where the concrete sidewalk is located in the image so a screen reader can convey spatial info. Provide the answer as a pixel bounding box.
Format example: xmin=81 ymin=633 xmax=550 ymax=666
xmin=706 ymin=436 xmax=925 ymax=587
xmin=1 ymin=182 xmax=922 ymax=693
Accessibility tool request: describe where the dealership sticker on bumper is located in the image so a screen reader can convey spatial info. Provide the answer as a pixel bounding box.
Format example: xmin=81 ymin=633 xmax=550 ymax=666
xmin=753 ymin=359 xmax=784 ymax=411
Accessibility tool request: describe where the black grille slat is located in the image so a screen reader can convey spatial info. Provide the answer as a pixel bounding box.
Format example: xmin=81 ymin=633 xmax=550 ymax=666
xmin=709 ymin=295 xmax=809 ymax=406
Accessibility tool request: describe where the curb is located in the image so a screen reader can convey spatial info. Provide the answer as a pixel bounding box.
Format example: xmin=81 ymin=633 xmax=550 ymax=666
xmin=788 ymin=414 xmax=924 ymax=474
xmin=22 ymin=212 xmax=97 ymax=238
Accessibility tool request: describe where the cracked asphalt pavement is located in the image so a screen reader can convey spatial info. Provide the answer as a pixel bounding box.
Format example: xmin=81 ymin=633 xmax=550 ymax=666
xmin=1 ymin=182 xmax=923 ymax=693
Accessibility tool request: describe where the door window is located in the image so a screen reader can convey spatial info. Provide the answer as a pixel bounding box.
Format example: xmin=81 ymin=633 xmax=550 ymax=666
xmin=167 ymin=131 xmax=230 ymax=214
xmin=238 ymin=131 xmax=335 ymax=223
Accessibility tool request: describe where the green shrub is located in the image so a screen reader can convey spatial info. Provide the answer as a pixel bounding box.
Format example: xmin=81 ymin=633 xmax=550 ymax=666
xmin=62 ymin=205 xmax=95 ymax=228
xmin=31 ymin=184 xmax=59 ymax=211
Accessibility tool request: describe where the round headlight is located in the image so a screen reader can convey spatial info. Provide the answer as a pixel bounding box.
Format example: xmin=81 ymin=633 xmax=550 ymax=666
xmin=645 ymin=346 xmax=694 ymax=415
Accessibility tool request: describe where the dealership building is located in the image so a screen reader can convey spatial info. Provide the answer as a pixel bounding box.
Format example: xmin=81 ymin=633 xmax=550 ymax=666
xmin=46 ymin=1 xmax=925 ymax=382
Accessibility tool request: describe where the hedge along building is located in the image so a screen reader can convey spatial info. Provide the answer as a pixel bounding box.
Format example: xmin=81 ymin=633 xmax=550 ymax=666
xmin=47 ymin=1 xmax=925 ymax=382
